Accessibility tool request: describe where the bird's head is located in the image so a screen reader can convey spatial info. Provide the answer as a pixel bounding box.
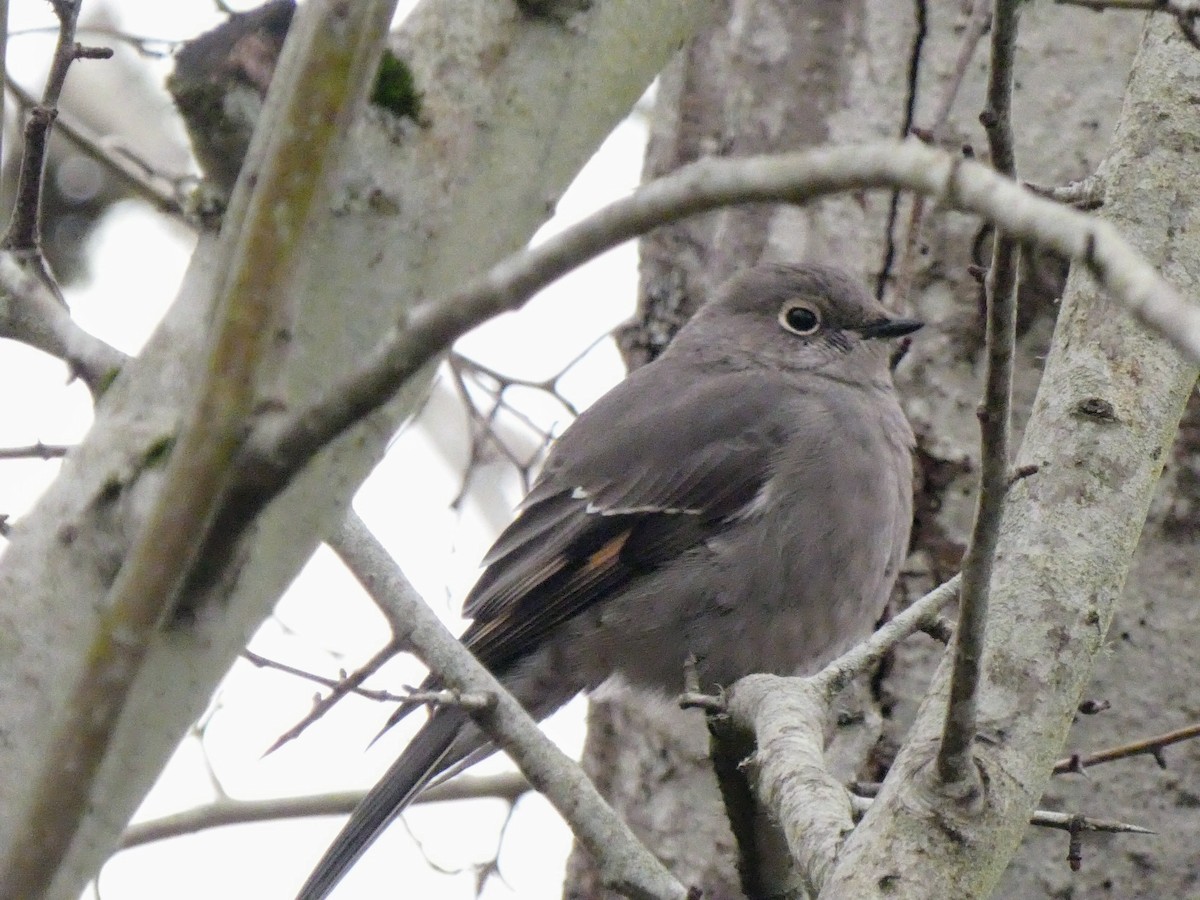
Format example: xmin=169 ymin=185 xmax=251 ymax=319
xmin=673 ymin=263 xmax=923 ymax=382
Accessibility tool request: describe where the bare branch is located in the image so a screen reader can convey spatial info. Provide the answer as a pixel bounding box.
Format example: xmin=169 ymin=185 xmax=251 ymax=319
xmin=0 ymin=442 xmax=70 ymax=461
xmin=8 ymin=24 xmax=178 ymax=58
xmin=3 ymin=0 xmax=84 ymax=256
xmin=117 ymin=772 xmax=531 ymax=850
xmin=334 ymin=512 xmax=688 ymax=900
xmin=847 ymin=793 xmax=1152 ymax=835
xmin=241 ymin=647 xmax=409 ymax=702
xmin=812 ymin=574 xmax=962 ymax=700
xmin=1053 ymin=722 xmax=1200 ymax=774
xmin=717 ymin=674 xmax=853 ymax=897
xmin=938 ymin=0 xmax=1022 ymax=792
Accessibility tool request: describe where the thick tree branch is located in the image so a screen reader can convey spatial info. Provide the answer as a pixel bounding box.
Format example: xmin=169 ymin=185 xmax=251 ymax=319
xmin=0 ymin=3 xmax=397 ymax=895
xmin=333 ymin=512 xmax=689 ymax=900
xmin=937 ymin=0 xmax=1022 ymax=793
xmin=847 ymin=794 xmax=1152 ymax=836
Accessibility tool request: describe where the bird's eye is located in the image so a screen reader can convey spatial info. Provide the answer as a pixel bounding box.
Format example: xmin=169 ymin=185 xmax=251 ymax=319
xmin=779 ymin=302 xmax=821 ymax=336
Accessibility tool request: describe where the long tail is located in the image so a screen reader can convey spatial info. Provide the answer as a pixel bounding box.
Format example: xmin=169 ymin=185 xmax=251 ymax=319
xmin=295 ymin=709 xmax=469 ymax=900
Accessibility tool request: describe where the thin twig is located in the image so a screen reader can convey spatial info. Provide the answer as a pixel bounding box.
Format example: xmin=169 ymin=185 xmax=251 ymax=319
xmin=0 ymin=0 xmax=115 ymax=311
xmin=241 ymin=648 xmax=409 ymax=703
xmin=258 ymin=640 xmax=407 ymax=757
xmin=444 ymin=334 xmax=611 ymax=506
xmin=333 ymin=512 xmax=688 ymax=900
xmin=117 ymin=772 xmax=531 ymax=850
xmin=813 ymin=574 xmax=962 ymax=700
xmin=938 ymin=0 xmax=1022 ymax=792
xmin=1053 ymin=722 xmax=1200 ymax=774
xmin=846 ymin=793 xmax=1152 ymax=834
xmin=446 ymin=352 xmax=554 ymax=504
xmin=0 ymin=442 xmax=70 ymax=460
xmin=7 ymin=24 xmax=178 ymax=58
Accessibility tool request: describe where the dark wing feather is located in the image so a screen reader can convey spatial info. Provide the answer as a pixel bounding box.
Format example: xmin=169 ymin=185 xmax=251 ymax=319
xmin=458 ymin=366 xmax=795 ymax=672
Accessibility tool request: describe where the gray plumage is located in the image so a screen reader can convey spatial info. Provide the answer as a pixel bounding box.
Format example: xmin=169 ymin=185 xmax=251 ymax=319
xmin=297 ymin=263 xmax=919 ymax=899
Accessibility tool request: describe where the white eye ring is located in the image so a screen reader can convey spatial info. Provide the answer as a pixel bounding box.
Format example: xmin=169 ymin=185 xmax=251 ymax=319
xmin=779 ymin=302 xmax=821 ymax=336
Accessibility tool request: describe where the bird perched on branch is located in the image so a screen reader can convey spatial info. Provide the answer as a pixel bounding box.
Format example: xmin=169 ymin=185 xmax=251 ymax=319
xmin=297 ymin=263 xmax=920 ymax=899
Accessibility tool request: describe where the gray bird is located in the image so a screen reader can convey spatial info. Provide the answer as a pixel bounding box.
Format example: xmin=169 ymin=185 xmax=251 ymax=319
xmin=297 ymin=263 xmax=920 ymax=899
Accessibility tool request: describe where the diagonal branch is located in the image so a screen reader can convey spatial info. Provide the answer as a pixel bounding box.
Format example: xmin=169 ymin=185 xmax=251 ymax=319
xmin=334 ymin=512 xmax=689 ymax=900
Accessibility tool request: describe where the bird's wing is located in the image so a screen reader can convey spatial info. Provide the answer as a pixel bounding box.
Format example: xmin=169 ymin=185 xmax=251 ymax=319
xmin=459 ymin=365 xmax=797 ymax=671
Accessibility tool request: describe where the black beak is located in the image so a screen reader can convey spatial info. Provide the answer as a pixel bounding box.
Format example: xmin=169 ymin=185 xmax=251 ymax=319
xmin=858 ymin=317 xmax=924 ymax=340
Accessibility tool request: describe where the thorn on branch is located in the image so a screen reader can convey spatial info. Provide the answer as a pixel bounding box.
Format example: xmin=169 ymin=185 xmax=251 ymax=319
xmin=679 ymin=690 xmax=727 ymax=714
xmin=1008 ymin=463 xmax=1040 ymax=487
xmin=401 ymin=687 xmax=496 ymax=712
xmin=1068 ymin=815 xmax=1085 ymax=871
xmin=74 ymin=44 xmax=114 ymax=60
xmin=921 ymin=616 xmax=956 ymax=644
xmin=1025 ymin=174 xmax=1106 ymax=210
